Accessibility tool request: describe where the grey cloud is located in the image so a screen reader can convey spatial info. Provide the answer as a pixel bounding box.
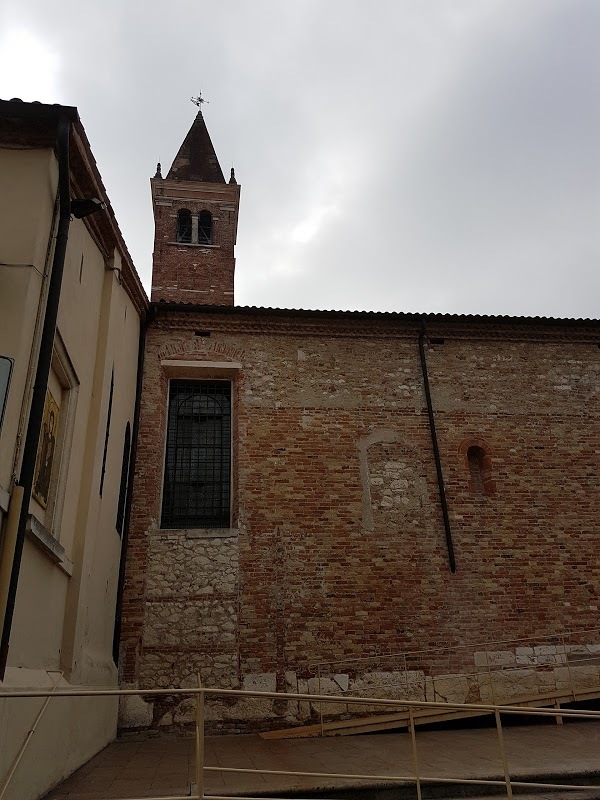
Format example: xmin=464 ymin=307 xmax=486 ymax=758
xmin=1 ymin=0 xmax=598 ymax=317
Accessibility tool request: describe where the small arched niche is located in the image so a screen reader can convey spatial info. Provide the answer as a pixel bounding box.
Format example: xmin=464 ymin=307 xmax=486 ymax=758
xmin=460 ymin=438 xmax=496 ymax=496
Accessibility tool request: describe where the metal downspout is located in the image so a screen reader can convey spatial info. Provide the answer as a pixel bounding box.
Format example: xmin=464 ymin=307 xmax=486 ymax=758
xmin=0 ymin=115 xmax=72 ymax=678
xmin=418 ymin=318 xmax=456 ymax=573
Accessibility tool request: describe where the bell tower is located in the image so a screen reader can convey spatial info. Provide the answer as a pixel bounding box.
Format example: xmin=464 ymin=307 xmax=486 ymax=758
xmin=150 ymin=106 xmax=240 ymax=305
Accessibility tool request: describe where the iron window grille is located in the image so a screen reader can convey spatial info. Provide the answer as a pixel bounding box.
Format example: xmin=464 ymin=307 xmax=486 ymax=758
xmin=161 ymin=380 xmax=231 ymax=529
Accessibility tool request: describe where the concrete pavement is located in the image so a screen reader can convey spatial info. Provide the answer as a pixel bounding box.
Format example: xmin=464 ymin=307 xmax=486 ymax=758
xmin=44 ymin=721 xmax=600 ymax=799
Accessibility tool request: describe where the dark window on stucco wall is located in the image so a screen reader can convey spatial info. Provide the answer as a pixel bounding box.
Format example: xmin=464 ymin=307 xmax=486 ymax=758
xmin=0 ymin=356 xmax=13 ymax=433
xmin=99 ymin=368 xmax=114 ymax=497
xmin=116 ymin=422 xmax=131 ymax=535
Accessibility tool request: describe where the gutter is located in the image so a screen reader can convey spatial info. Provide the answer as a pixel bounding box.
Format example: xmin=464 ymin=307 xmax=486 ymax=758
xmin=418 ymin=319 xmax=456 ymax=573
xmin=0 ymin=115 xmax=73 ymax=678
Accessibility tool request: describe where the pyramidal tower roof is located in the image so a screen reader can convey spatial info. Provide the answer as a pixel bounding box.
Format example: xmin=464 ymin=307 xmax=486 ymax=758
xmin=166 ymin=110 xmax=225 ymax=183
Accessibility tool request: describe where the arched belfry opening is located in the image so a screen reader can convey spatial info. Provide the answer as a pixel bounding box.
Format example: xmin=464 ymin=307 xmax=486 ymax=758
xmin=176 ymin=209 xmax=192 ymax=243
xmin=198 ymin=210 xmax=212 ymax=244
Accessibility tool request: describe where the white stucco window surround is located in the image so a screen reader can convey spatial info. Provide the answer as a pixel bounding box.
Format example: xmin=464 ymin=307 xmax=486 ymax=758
xmin=160 ymin=359 xmax=242 ymax=379
xmin=25 ymin=514 xmax=73 ymax=575
xmin=31 ymin=333 xmax=79 ymax=546
xmin=159 ymin=358 xmax=242 ymax=533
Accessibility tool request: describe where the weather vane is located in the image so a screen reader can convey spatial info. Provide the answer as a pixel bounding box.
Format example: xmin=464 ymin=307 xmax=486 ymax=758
xmin=190 ymin=91 xmax=209 ymax=109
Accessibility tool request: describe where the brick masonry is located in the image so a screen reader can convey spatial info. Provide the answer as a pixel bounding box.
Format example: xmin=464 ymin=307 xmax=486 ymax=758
xmin=150 ymin=177 xmax=240 ymax=306
xmin=119 ymin=309 xmax=600 ymax=731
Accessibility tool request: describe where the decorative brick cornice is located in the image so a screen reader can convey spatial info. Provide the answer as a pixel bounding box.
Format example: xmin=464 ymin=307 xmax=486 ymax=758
xmin=150 ymin=306 xmax=600 ymax=344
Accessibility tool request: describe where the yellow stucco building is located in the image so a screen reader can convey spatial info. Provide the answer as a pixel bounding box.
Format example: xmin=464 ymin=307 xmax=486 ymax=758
xmin=0 ymin=99 xmax=147 ymax=800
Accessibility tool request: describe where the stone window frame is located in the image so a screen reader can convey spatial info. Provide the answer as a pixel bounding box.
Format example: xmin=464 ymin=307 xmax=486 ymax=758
xmin=158 ymin=359 xmax=242 ymax=537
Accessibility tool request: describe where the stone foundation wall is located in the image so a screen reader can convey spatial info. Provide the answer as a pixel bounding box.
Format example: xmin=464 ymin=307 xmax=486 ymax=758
xmin=138 ymin=527 xmax=239 ymax=691
xmin=119 ymin=642 xmax=600 ymax=733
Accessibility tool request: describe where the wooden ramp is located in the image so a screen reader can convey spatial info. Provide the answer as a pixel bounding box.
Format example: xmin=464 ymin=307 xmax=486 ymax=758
xmin=260 ymin=685 xmax=600 ymax=739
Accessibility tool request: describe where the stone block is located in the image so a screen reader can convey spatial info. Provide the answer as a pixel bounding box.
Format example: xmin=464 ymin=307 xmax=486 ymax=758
xmin=474 ymin=650 xmax=516 ymax=668
xmin=532 ymin=645 xmax=566 ymax=665
xmin=306 ymin=675 xmax=350 ymax=716
xmin=118 ymin=694 xmax=153 ymax=729
xmin=216 ymin=673 xmax=277 ymax=721
xmin=430 ymin=674 xmax=470 ymax=704
xmin=554 ymin=664 xmax=600 ymax=692
xmin=297 ymin=678 xmax=311 ymax=720
xmin=478 ymin=668 xmax=538 ymax=703
xmin=516 ymin=647 xmax=535 ymax=666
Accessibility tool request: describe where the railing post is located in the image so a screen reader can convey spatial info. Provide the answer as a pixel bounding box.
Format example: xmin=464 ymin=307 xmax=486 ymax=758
xmin=317 ymin=664 xmax=324 ymax=737
xmin=195 ymin=674 xmax=204 ymax=800
xmin=485 ymin=649 xmax=496 ymax=704
xmin=408 ymin=707 xmax=422 ymax=800
xmin=561 ymin=634 xmax=577 ymax=701
xmin=494 ymin=708 xmax=512 ymax=800
xmin=554 ymin=700 xmax=563 ymax=725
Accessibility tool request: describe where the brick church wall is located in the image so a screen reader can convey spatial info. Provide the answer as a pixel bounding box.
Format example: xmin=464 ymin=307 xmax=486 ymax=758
xmin=119 ymin=309 xmax=600 ymax=731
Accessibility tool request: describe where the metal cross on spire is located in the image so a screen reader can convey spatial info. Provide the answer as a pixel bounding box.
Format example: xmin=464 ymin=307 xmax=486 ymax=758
xmin=190 ymin=91 xmax=209 ymax=110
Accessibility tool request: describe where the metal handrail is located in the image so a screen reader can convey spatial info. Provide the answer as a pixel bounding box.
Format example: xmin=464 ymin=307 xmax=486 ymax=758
xmin=306 ymin=626 xmax=600 ymax=671
xmin=301 ymin=628 xmax=600 ymax=732
xmin=5 ymin=684 xmax=600 ymax=714
xmin=3 ymin=683 xmax=600 ymax=800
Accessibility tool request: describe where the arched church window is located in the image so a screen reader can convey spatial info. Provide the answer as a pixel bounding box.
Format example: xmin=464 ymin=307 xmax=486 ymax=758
xmin=176 ymin=209 xmax=192 ymax=243
xmin=198 ymin=210 xmax=212 ymax=245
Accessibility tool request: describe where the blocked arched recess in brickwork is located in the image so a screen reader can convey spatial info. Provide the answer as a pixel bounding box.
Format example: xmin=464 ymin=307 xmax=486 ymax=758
xmin=357 ymin=430 xmax=430 ymax=533
xmin=157 ymin=339 xmax=245 ymax=363
xmin=458 ymin=436 xmax=496 ymax=496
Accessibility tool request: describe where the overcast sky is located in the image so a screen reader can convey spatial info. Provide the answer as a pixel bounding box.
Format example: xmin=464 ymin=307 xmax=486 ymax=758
xmin=1 ymin=1 xmax=599 ymax=317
